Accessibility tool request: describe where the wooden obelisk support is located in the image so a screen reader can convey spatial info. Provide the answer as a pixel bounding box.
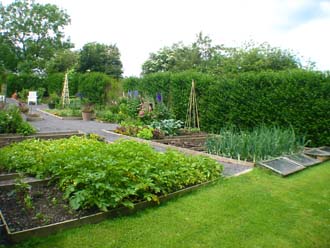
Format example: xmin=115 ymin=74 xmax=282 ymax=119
xmin=185 ymin=80 xmax=200 ymax=130
xmin=61 ymin=72 xmax=70 ymax=108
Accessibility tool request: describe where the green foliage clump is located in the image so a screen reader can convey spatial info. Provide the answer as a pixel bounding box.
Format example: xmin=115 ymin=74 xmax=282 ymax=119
xmin=48 ymin=92 xmax=61 ymax=105
xmin=137 ymin=127 xmax=154 ymax=140
xmin=0 ymin=106 xmax=35 ymax=135
xmin=78 ymin=72 xmax=117 ymax=105
xmin=114 ymin=120 xmax=145 ymax=137
xmin=125 ymin=98 xmax=141 ymax=118
xmin=96 ymin=110 xmax=117 ymax=123
xmin=0 ymin=137 xmax=223 ymax=211
xmin=16 ymin=121 xmax=36 ymax=136
xmin=152 ymin=102 xmax=173 ymax=120
xmin=206 ymin=125 xmax=306 ymax=162
xmin=13 ymin=176 xmax=34 ymax=210
xmin=150 ymin=119 xmax=183 ymax=136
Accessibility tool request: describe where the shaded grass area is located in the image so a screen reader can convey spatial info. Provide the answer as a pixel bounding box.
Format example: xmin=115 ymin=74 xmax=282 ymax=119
xmin=10 ymin=162 xmax=330 ymax=248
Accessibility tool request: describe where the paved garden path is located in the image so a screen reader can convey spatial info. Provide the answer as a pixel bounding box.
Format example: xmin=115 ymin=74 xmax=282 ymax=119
xmin=26 ymin=104 xmax=253 ymax=177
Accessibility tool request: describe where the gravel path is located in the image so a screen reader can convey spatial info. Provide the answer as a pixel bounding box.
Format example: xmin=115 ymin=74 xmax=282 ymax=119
xmin=26 ymin=104 xmax=253 ymax=177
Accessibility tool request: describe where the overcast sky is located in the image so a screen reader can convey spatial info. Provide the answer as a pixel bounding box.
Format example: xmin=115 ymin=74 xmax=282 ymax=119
xmin=3 ymin=0 xmax=330 ymax=76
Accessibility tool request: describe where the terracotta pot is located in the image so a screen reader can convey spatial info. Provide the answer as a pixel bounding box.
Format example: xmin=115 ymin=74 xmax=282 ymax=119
xmin=82 ymin=111 xmax=92 ymax=121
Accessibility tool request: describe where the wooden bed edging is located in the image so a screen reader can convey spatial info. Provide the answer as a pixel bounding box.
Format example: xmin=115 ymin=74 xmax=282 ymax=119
xmin=0 ymin=178 xmax=51 ymax=190
xmin=0 ymin=178 xmax=219 ymax=244
xmin=0 ymin=131 xmax=83 ymax=147
xmin=0 ymin=173 xmax=20 ymax=181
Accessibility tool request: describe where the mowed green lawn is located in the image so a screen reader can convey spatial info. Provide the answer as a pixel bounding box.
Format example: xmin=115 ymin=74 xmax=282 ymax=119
xmin=13 ymin=162 xmax=330 ymax=248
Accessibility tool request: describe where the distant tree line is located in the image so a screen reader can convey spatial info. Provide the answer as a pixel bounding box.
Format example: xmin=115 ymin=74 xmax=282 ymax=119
xmin=0 ymin=0 xmax=123 ymax=79
xmin=142 ymin=32 xmax=310 ymax=75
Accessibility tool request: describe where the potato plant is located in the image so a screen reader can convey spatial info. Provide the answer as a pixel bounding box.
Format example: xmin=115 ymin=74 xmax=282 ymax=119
xmin=0 ymin=136 xmax=222 ymax=211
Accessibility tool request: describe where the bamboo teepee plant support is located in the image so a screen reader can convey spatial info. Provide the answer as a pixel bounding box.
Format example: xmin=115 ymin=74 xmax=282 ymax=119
xmin=61 ymin=72 xmax=70 ymax=108
xmin=185 ymin=80 xmax=200 ymax=130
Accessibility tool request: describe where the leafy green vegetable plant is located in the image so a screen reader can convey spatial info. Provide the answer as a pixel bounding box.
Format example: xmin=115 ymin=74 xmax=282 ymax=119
xmin=137 ymin=127 xmax=154 ymax=140
xmin=150 ymin=119 xmax=183 ymax=136
xmin=206 ymin=125 xmax=306 ymax=162
xmin=0 ymin=137 xmax=222 ymax=211
xmin=13 ymin=176 xmax=34 ymax=210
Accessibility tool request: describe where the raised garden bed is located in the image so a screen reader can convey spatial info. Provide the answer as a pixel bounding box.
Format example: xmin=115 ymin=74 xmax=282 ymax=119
xmin=38 ymin=109 xmax=83 ymax=120
xmin=0 ymin=137 xmax=223 ymax=243
xmin=0 ymin=174 xmax=51 ymax=190
xmin=0 ymin=131 xmax=83 ymax=147
xmin=0 ymin=174 xmax=218 ymax=244
xmin=153 ymin=132 xmax=208 ymax=151
xmin=103 ymin=129 xmax=254 ymax=167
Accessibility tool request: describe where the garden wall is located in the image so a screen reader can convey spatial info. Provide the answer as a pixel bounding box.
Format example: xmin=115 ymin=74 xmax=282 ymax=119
xmin=123 ymin=69 xmax=330 ymax=146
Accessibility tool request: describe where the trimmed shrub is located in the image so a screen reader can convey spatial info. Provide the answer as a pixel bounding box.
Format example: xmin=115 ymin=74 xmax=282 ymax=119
xmin=78 ymin=72 xmax=117 ymax=105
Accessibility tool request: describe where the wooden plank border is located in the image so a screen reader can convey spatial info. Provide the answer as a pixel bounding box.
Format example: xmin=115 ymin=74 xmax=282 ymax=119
xmin=0 ymin=131 xmax=83 ymax=147
xmin=0 ymin=178 xmax=219 ymax=243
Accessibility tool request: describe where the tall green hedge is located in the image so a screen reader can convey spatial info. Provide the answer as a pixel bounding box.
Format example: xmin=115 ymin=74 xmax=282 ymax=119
xmin=5 ymin=72 xmax=120 ymax=105
xmin=6 ymin=73 xmax=46 ymax=96
xmin=78 ymin=72 xmax=118 ymax=104
xmin=123 ymin=69 xmax=330 ymax=146
xmin=45 ymin=72 xmax=81 ymax=97
xmin=45 ymin=72 xmax=65 ymax=95
xmin=202 ymin=70 xmax=330 ymax=146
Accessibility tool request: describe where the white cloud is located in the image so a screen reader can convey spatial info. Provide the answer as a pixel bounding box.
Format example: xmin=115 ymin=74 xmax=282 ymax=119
xmin=2 ymin=0 xmax=330 ymax=74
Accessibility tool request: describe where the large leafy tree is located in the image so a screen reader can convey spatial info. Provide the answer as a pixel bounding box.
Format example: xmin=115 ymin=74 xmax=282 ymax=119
xmin=217 ymin=41 xmax=301 ymax=74
xmin=45 ymin=49 xmax=79 ymax=73
xmin=142 ymin=42 xmax=201 ymax=75
xmin=0 ymin=0 xmax=71 ymax=72
xmin=142 ymin=33 xmax=222 ymax=75
xmin=0 ymin=34 xmax=18 ymax=71
xmin=142 ymin=33 xmax=302 ymax=75
xmin=78 ymin=42 xmax=123 ymax=78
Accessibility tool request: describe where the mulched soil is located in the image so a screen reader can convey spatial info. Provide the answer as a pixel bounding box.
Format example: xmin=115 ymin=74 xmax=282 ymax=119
xmin=0 ymin=182 xmax=97 ymax=232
